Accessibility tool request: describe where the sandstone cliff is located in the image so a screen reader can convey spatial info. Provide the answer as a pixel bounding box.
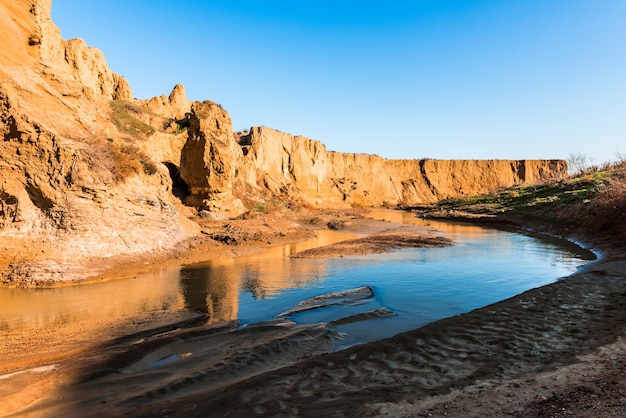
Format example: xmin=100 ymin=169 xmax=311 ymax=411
xmin=236 ymin=126 xmax=566 ymax=207
xmin=0 ymin=0 xmax=567 ymax=285
xmin=0 ymin=0 xmax=198 ymax=285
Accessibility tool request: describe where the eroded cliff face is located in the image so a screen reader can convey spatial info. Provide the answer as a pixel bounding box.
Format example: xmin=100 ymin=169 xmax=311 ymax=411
xmin=180 ymin=101 xmax=245 ymax=215
xmin=235 ymin=127 xmax=567 ymax=207
xmin=0 ymin=0 xmax=567 ymax=285
xmin=0 ymin=0 xmax=199 ymax=285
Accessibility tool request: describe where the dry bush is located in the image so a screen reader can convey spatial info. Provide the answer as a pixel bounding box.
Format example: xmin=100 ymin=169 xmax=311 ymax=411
xmin=111 ymin=143 xmax=143 ymax=181
xmin=83 ymin=138 xmax=159 ymax=183
xmin=567 ymin=153 xmax=596 ymax=175
xmin=589 ymin=169 xmax=626 ymax=238
xmin=80 ymin=139 xmax=118 ymax=182
xmin=610 ymin=156 xmax=626 ymax=175
xmin=119 ymin=144 xmax=159 ymax=176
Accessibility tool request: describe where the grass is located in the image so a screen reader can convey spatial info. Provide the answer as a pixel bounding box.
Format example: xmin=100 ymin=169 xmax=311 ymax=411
xmin=173 ymin=117 xmax=189 ymax=135
xmin=439 ymin=179 xmax=596 ymax=212
xmin=433 ymin=167 xmax=617 ymax=215
xmin=423 ymin=160 xmax=626 ymax=248
xmin=253 ymin=199 xmax=284 ymax=213
xmin=109 ymin=101 xmax=156 ymax=138
xmin=97 ymin=100 xmax=164 ymax=182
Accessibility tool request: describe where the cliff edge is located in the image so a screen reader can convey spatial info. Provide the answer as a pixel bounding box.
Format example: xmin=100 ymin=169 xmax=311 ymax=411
xmin=236 ymin=126 xmax=566 ymax=207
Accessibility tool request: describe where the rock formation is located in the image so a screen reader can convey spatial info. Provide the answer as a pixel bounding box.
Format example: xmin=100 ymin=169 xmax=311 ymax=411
xmin=180 ymin=101 xmax=245 ymax=215
xmin=0 ymin=0 xmax=568 ymax=284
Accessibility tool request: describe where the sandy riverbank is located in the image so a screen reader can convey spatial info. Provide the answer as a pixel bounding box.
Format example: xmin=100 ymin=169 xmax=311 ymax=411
xmin=1 ymin=208 xmax=626 ymax=417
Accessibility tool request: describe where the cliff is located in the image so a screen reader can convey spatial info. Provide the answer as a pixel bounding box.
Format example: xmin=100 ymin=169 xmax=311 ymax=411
xmin=0 ymin=0 xmax=198 ymax=285
xmin=0 ymin=0 xmax=567 ymax=285
xmin=236 ymin=126 xmax=566 ymax=207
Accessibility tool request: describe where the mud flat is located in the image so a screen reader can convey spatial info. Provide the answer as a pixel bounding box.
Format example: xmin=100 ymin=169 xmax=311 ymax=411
xmin=291 ymin=225 xmax=452 ymax=258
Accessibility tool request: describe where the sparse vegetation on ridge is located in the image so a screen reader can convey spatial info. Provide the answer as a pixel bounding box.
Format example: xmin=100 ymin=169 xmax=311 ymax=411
xmin=173 ymin=116 xmax=189 ymax=134
xmin=418 ymin=159 xmax=626 ymax=247
xmin=109 ymin=100 xmax=156 ymax=137
xmin=95 ymin=101 xmax=162 ymax=181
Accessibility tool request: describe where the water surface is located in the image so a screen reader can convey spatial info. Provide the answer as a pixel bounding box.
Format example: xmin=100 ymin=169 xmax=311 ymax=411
xmin=0 ymin=211 xmax=594 ymax=348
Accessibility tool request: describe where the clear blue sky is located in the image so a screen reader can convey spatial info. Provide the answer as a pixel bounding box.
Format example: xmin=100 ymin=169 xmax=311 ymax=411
xmin=51 ymin=1 xmax=625 ymax=163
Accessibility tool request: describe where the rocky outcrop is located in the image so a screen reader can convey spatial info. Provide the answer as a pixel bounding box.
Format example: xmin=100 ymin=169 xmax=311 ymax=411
xmin=0 ymin=73 xmax=199 ymax=277
xmin=145 ymin=84 xmax=191 ymax=121
xmin=180 ymin=101 xmax=245 ymax=215
xmin=32 ymin=0 xmax=131 ymax=101
xmin=0 ymin=0 xmax=131 ymax=140
xmin=0 ymin=0 xmax=198 ymax=285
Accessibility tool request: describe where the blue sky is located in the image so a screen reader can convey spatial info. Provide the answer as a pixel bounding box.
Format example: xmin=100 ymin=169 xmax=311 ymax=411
xmin=51 ymin=1 xmax=625 ymax=163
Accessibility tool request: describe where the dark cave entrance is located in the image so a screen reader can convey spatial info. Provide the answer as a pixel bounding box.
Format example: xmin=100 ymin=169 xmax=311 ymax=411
xmin=164 ymin=162 xmax=190 ymax=202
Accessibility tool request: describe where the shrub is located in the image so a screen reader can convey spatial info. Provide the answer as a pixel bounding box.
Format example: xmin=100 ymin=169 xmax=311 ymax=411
xmin=173 ymin=117 xmax=190 ymax=135
xmin=83 ymin=138 xmax=159 ymax=184
xmin=588 ymin=168 xmax=626 ymax=236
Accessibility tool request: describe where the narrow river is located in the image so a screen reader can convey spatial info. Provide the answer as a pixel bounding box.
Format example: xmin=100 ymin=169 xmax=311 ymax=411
xmin=0 ymin=210 xmax=595 ymax=349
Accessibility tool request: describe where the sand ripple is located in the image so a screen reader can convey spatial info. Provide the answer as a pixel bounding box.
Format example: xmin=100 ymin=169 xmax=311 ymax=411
xmin=4 ymin=262 xmax=626 ymax=417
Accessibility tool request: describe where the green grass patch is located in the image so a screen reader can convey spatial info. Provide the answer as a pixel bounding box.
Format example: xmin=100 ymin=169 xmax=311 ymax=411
xmin=434 ymin=173 xmax=610 ymax=216
xmin=173 ymin=117 xmax=190 ymax=134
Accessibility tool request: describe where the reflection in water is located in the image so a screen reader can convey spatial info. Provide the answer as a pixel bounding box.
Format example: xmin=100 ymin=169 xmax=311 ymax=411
xmin=179 ymin=262 xmax=239 ymax=322
xmin=0 ymin=266 xmax=184 ymax=334
xmin=176 ymin=230 xmax=363 ymax=323
xmin=0 ymin=230 xmax=359 ymax=333
xmin=367 ymin=208 xmax=492 ymax=237
xmin=368 ymin=208 xmax=596 ymax=279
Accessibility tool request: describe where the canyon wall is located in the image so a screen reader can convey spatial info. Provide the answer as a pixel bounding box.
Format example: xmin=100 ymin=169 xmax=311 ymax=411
xmin=0 ymin=0 xmax=567 ymax=283
xmin=236 ymin=126 xmax=567 ymax=207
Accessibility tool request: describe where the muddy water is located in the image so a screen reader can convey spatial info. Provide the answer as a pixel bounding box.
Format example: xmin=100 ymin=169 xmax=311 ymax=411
xmin=0 ymin=230 xmax=360 ymax=333
xmin=0 ymin=212 xmax=594 ymax=349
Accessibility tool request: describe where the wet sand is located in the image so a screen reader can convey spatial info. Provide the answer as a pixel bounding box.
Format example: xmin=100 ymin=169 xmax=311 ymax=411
xmin=2 ymin=210 xmax=626 ymax=417
xmin=291 ymin=225 xmax=452 ymax=258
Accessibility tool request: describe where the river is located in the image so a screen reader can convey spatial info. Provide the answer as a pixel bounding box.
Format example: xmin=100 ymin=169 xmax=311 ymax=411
xmin=0 ymin=210 xmax=594 ymax=349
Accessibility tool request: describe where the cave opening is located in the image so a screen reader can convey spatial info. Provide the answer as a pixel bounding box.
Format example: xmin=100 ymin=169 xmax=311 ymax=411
xmin=163 ymin=162 xmax=190 ymax=202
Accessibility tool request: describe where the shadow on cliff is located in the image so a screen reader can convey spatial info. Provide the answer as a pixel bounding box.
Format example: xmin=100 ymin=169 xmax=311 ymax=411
xmin=164 ymin=162 xmax=191 ymax=202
